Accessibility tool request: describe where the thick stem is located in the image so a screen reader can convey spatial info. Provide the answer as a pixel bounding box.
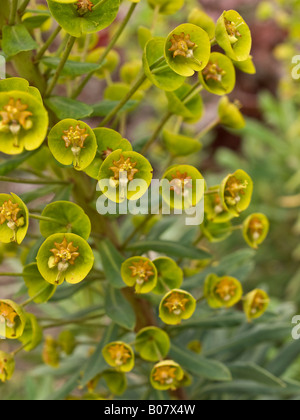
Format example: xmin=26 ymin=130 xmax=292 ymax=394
xmin=18 ymin=0 xmax=30 ymax=15
xmin=45 ymin=35 xmax=76 ymax=97
xmin=9 ymin=0 xmax=18 ymax=25
xmin=72 ymin=2 xmax=138 ymax=99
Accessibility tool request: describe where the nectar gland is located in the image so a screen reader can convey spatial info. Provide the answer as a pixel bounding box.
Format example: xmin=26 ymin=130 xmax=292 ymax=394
xmin=224 ymin=176 xmax=248 ymax=207
xmin=202 ymin=61 xmax=226 ymax=84
xmin=0 ymin=98 xmax=33 ymax=147
xmin=215 ymin=278 xmax=238 ymax=303
xmin=250 ymin=291 xmax=269 ymax=316
xmin=164 ymin=292 xmax=189 ymax=317
xmin=170 ymin=171 xmax=193 ymax=198
xmin=107 ymin=344 xmax=131 ymax=367
xmin=109 ymin=155 xmax=139 ymax=199
xmin=153 ymin=365 xmax=177 ymax=386
xmin=224 ymin=18 xmax=243 ymax=44
xmin=248 ymin=217 xmax=264 ymax=242
xmin=169 ymin=32 xmax=198 ymax=60
xmin=76 ymin=0 xmax=94 ymax=15
xmin=49 ymin=237 xmax=80 ymax=283
xmin=62 ymin=125 xmax=89 ymax=168
xmin=0 ymin=200 xmax=24 ymax=242
xmin=129 ymin=260 xmax=155 ymax=288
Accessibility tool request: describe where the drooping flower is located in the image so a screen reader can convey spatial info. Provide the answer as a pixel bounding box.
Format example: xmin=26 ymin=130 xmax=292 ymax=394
xmin=243 ymin=289 xmax=270 ymax=321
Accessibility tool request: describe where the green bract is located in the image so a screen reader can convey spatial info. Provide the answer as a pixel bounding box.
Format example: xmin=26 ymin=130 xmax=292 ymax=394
xmin=102 ymin=341 xmax=134 ymax=373
xmin=159 ymin=289 xmax=196 ymax=325
xmin=162 ymin=130 xmax=202 ymax=157
xmin=161 ymin=165 xmax=204 ymax=210
xmin=58 ymin=330 xmax=76 ymax=355
xmin=221 ymin=169 xmax=253 ymax=217
xmin=165 ymin=24 xmax=211 ymax=77
xmin=143 ymin=38 xmax=185 ymax=92
xmin=101 ymin=370 xmax=127 ymax=396
xmin=99 ymin=150 xmax=153 ymax=203
xmin=47 ymin=0 xmax=120 ymax=37
xmin=0 ymin=352 xmax=15 ymax=383
xmin=202 ymin=220 xmax=233 ymax=243
xmin=121 ymin=257 xmax=158 ymax=294
xmin=150 ymin=360 xmax=184 ymax=391
xmin=147 ymin=0 xmax=184 ymax=15
xmin=86 ymin=47 xmax=120 ymax=79
xmin=135 ymin=326 xmax=170 ymax=362
xmin=37 ymin=233 xmax=94 ymax=285
xmin=0 ymin=89 xmax=48 ymax=155
xmin=233 ymin=56 xmax=256 ymax=74
xmin=48 ymin=119 xmax=97 ymax=170
xmin=218 ymin=96 xmax=246 ymax=129
xmin=0 ymin=299 xmax=26 ymax=339
xmin=0 ymin=193 xmax=29 ymax=244
xmin=199 ymin=52 xmax=236 ymax=96
xmin=243 ymin=213 xmax=270 ymax=249
xmin=23 ymin=263 xmax=57 ymax=303
xmin=188 ymin=8 xmax=215 ymax=40
xmin=166 ymin=84 xmax=204 ymax=123
xmin=18 ymin=313 xmax=43 ymax=352
xmin=243 ymin=289 xmax=270 ymax=321
xmin=215 ymin=10 xmax=252 ymax=62
xmin=39 ymin=201 xmax=91 ymax=239
xmin=85 ymin=128 xmax=132 ymax=180
xmin=205 ymin=186 xmax=234 ymax=223
xmin=204 ymin=274 xmax=243 ymax=308
xmin=42 ymin=336 xmax=60 ymax=368
xmin=152 ymin=257 xmax=183 ymax=295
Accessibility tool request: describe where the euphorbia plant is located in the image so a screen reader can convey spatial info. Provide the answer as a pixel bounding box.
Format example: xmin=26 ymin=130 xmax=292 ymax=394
xmin=1 ymin=0 xmax=293 ymax=402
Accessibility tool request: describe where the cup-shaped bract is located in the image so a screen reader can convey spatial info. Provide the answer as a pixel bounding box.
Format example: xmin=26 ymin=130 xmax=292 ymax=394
xmin=0 ymin=90 xmax=48 ymax=155
xmin=121 ymin=257 xmax=158 ymax=294
xmin=152 ymin=257 xmax=183 ymax=295
xmin=165 ymin=24 xmax=211 ymax=77
xmin=37 ymin=233 xmax=94 ymax=285
xmin=243 ymin=213 xmax=270 ymax=249
xmin=232 ymin=56 xmax=256 ymax=74
xmin=86 ymin=47 xmax=120 ymax=79
xmin=218 ymin=96 xmax=245 ymax=129
xmin=221 ymin=169 xmax=253 ymax=217
xmin=202 ymin=220 xmax=233 ymax=243
xmin=58 ymin=330 xmax=76 ymax=355
xmin=243 ymin=289 xmax=270 ymax=321
xmin=102 ymin=341 xmax=134 ymax=373
xmin=161 ymin=165 xmax=204 ymax=210
xmin=42 ymin=336 xmax=60 ymax=368
xmin=205 ymin=186 xmax=234 ymax=224
xmin=48 ymin=119 xmax=97 ymax=171
xmin=0 ymin=352 xmax=15 ymax=383
xmin=166 ymin=83 xmax=204 ymax=123
xmin=199 ymin=52 xmax=236 ymax=96
xmin=143 ymin=38 xmax=185 ymax=92
xmin=204 ymin=274 xmax=243 ymax=308
xmin=0 ymin=299 xmax=26 ymax=339
xmin=18 ymin=313 xmax=43 ymax=352
xmin=99 ymin=150 xmax=153 ymax=203
xmin=159 ymin=289 xmax=196 ymax=325
xmin=85 ymin=128 xmax=132 ymax=180
xmin=188 ymin=8 xmax=215 ymax=40
xmin=39 ymin=201 xmax=91 ymax=239
xmin=163 ymin=130 xmax=202 ymax=157
xmin=47 ymin=0 xmax=120 ymax=37
xmin=0 ymin=193 xmax=29 ymax=244
xmin=23 ymin=263 xmax=57 ymax=303
xmin=147 ymin=0 xmax=184 ymax=15
xmin=150 ymin=360 xmax=184 ymax=391
xmin=135 ymin=327 xmax=170 ymax=362
xmin=215 ymin=10 xmax=252 ymax=62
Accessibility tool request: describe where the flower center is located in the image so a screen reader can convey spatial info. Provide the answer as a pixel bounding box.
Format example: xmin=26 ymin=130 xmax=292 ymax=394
xmin=129 ymin=260 xmax=154 ymax=286
xmin=76 ymin=0 xmax=94 ymax=14
xmin=170 ymin=171 xmax=192 ymax=196
xmin=109 ymin=155 xmax=139 ymax=182
xmin=0 ymin=302 xmax=18 ymax=330
xmin=215 ymin=278 xmax=237 ymax=302
xmin=102 ymin=147 xmax=113 ymax=160
xmin=0 ymin=200 xmax=24 ymax=241
xmin=0 ymin=98 xmax=33 ymax=145
xmin=153 ymin=366 xmax=177 ymax=385
xmin=225 ymin=18 xmax=242 ymax=44
xmin=62 ymin=125 xmax=89 ymax=149
xmin=169 ymin=32 xmax=197 ymax=58
xmin=225 ymin=176 xmax=248 ymax=207
xmin=108 ymin=344 xmax=131 ymax=366
xmin=203 ymin=62 xmax=226 ymax=83
xmin=164 ymin=292 xmax=189 ymax=316
xmin=248 ymin=218 xmax=264 ymax=241
xmin=251 ymin=292 xmax=268 ymax=315
xmin=49 ymin=237 xmax=80 ymax=283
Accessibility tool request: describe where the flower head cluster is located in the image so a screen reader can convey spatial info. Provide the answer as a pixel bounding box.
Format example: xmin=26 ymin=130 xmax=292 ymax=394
xmin=164 ymin=291 xmax=189 ymax=316
xmin=109 ymin=154 xmax=139 ymax=182
xmin=129 ymin=260 xmax=155 ymax=286
xmin=0 ymin=200 xmax=24 ymax=241
xmin=76 ymin=0 xmax=94 ymax=14
xmin=170 ymin=171 xmax=192 ymax=196
xmin=169 ymin=32 xmax=197 ymax=59
xmin=0 ymin=98 xmax=33 ymax=145
xmin=215 ymin=278 xmax=238 ymax=303
xmin=224 ymin=176 xmax=248 ymax=207
xmin=0 ymin=302 xmax=18 ymax=330
xmin=203 ymin=61 xmax=226 ymax=83
xmin=49 ymin=237 xmax=80 ymax=284
xmin=153 ymin=365 xmax=177 ymax=386
xmin=107 ymin=343 xmax=132 ymax=367
xmin=225 ymin=18 xmax=242 ymax=44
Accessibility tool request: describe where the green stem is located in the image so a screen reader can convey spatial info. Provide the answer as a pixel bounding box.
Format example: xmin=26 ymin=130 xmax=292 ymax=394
xmin=43 ymin=313 xmax=105 ymax=330
xmin=35 ymin=26 xmax=62 ymax=62
xmin=196 ymin=117 xmax=220 ymax=140
xmin=21 ymin=287 xmax=49 ymax=308
xmin=0 ymin=272 xmax=22 ymax=277
xmin=18 ymin=0 xmax=30 ymax=15
xmin=45 ymin=35 xmax=76 ymax=97
xmin=72 ymin=2 xmax=138 ymax=99
xmin=28 ymin=213 xmax=66 ymax=225
xmin=9 ymin=0 xmax=18 ymax=25
xmin=0 ymin=176 xmax=69 ymax=185
xmin=120 ymin=213 xmax=156 ymax=250
xmin=11 ymin=341 xmax=31 ymax=356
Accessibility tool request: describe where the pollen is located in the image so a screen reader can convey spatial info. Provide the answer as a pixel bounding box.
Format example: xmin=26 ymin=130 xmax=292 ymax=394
xmin=215 ymin=278 xmax=237 ymax=302
xmin=203 ymin=61 xmax=226 ymax=83
xmin=164 ymin=292 xmax=189 ymax=316
xmin=62 ymin=125 xmax=89 ymax=149
xmin=107 ymin=344 xmax=131 ymax=366
xmin=153 ymin=366 xmax=177 ymax=385
xmin=0 ymin=98 xmax=32 ymax=128
xmin=0 ymin=200 xmax=21 ymax=225
xmin=224 ymin=18 xmax=242 ymax=43
xmin=0 ymin=302 xmax=18 ymax=330
xmin=109 ymin=154 xmax=139 ymax=182
xmin=129 ymin=260 xmax=154 ymax=285
xmin=170 ymin=171 xmax=192 ymax=196
xmin=76 ymin=0 xmax=94 ymax=13
xmin=50 ymin=237 xmax=80 ymax=266
xmin=169 ymin=32 xmax=197 ymax=58
xmin=225 ymin=176 xmax=248 ymax=207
